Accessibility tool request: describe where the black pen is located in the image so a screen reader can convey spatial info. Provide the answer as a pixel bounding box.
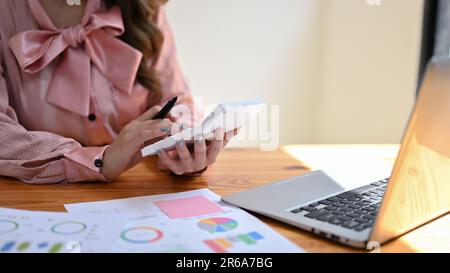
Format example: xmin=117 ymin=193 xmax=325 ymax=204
xmin=152 ymin=96 xmax=178 ymax=120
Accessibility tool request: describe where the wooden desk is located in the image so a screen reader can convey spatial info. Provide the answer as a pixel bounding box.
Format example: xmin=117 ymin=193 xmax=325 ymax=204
xmin=0 ymin=145 xmax=449 ymax=253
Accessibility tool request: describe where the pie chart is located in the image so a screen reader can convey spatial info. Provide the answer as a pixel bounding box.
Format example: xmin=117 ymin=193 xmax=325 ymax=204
xmin=197 ymin=217 xmax=238 ymax=233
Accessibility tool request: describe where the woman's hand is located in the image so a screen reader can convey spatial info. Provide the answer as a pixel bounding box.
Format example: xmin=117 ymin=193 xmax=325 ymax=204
xmin=102 ymin=106 xmax=176 ymax=181
xmin=157 ymin=127 xmax=240 ymax=175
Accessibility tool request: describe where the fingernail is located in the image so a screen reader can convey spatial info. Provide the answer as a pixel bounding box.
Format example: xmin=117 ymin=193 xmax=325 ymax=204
xmin=161 ymin=127 xmax=169 ymax=132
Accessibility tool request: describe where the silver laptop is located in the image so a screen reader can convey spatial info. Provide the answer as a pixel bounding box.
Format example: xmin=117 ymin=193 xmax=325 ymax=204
xmin=222 ymin=58 xmax=450 ymax=248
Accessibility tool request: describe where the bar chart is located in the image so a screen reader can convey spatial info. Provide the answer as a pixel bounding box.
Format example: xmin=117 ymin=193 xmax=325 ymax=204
xmin=204 ymin=231 xmax=264 ymax=253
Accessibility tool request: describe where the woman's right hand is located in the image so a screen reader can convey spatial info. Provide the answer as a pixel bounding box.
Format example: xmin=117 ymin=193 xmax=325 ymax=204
xmin=101 ymin=106 xmax=175 ymax=181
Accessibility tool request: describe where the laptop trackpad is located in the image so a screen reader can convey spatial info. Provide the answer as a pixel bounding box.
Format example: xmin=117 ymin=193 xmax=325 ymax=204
xmin=222 ymin=170 xmax=345 ymax=212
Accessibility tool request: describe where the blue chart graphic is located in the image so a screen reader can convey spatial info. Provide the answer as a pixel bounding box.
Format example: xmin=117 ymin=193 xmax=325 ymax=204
xmin=38 ymin=242 xmax=49 ymax=249
xmin=0 ymin=241 xmax=64 ymax=253
xmin=1 ymin=241 xmax=15 ymax=252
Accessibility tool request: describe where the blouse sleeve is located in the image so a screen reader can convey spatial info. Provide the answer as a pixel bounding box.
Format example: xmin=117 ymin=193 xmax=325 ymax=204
xmin=0 ymin=38 xmax=108 ymax=184
xmin=153 ymin=7 xmax=201 ymax=126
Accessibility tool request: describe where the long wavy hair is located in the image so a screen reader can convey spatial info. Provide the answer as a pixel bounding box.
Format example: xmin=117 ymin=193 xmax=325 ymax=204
xmin=104 ymin=0 xmax=168 ymax=103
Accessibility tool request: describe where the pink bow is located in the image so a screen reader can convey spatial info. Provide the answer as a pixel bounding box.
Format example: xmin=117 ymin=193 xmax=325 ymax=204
xmin=8 ymin=1 xmax=143 ymax=116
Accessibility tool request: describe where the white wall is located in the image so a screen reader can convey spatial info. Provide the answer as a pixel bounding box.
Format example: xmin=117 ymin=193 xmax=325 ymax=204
xmin=166 ymin=0 xmax=324 ymax=146
xmin=316 ymin=0 xmax=424 ymax=144
xmin=166 ymin=0 xmax=424 ymax=146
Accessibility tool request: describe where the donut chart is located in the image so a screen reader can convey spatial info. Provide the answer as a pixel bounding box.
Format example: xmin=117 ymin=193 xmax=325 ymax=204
xmin=51 ymin=221 xmax=87 ymax=235
xmin=0 ymin=220 xmax=19 ymax=234
xmin=197 ymin=217 xmax=238 ymax=233
xmin=120 ymin=226 xmax=163 ymax=244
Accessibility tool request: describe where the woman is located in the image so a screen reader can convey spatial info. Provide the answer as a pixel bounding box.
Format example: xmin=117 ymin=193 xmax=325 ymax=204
xmin=0 ymin=0 xmax=236 ymax=183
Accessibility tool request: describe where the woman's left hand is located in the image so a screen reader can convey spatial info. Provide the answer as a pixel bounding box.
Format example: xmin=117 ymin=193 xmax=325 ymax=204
xmin=157 ymin=128 xmax=239 ymax=175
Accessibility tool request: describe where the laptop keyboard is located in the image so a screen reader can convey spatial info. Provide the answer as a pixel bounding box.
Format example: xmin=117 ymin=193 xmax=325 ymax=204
xmin=290 ymin=178 xmax=389 ymax=232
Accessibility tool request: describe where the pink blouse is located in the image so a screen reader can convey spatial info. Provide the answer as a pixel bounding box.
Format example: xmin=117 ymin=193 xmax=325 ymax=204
xmin=0 ymin=0 xmax=195 ymax=184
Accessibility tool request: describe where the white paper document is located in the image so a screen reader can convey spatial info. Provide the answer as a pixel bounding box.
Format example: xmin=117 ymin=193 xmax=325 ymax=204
xmin=65 ymin=189 xmax=304 ymax=253
xmin=0 ymin=208 xmax=127 ymax=253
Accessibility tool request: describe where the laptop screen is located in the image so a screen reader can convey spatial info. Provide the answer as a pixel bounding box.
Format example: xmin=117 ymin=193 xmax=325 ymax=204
xmin=370 ymin=58 xmax=450 ymax=244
